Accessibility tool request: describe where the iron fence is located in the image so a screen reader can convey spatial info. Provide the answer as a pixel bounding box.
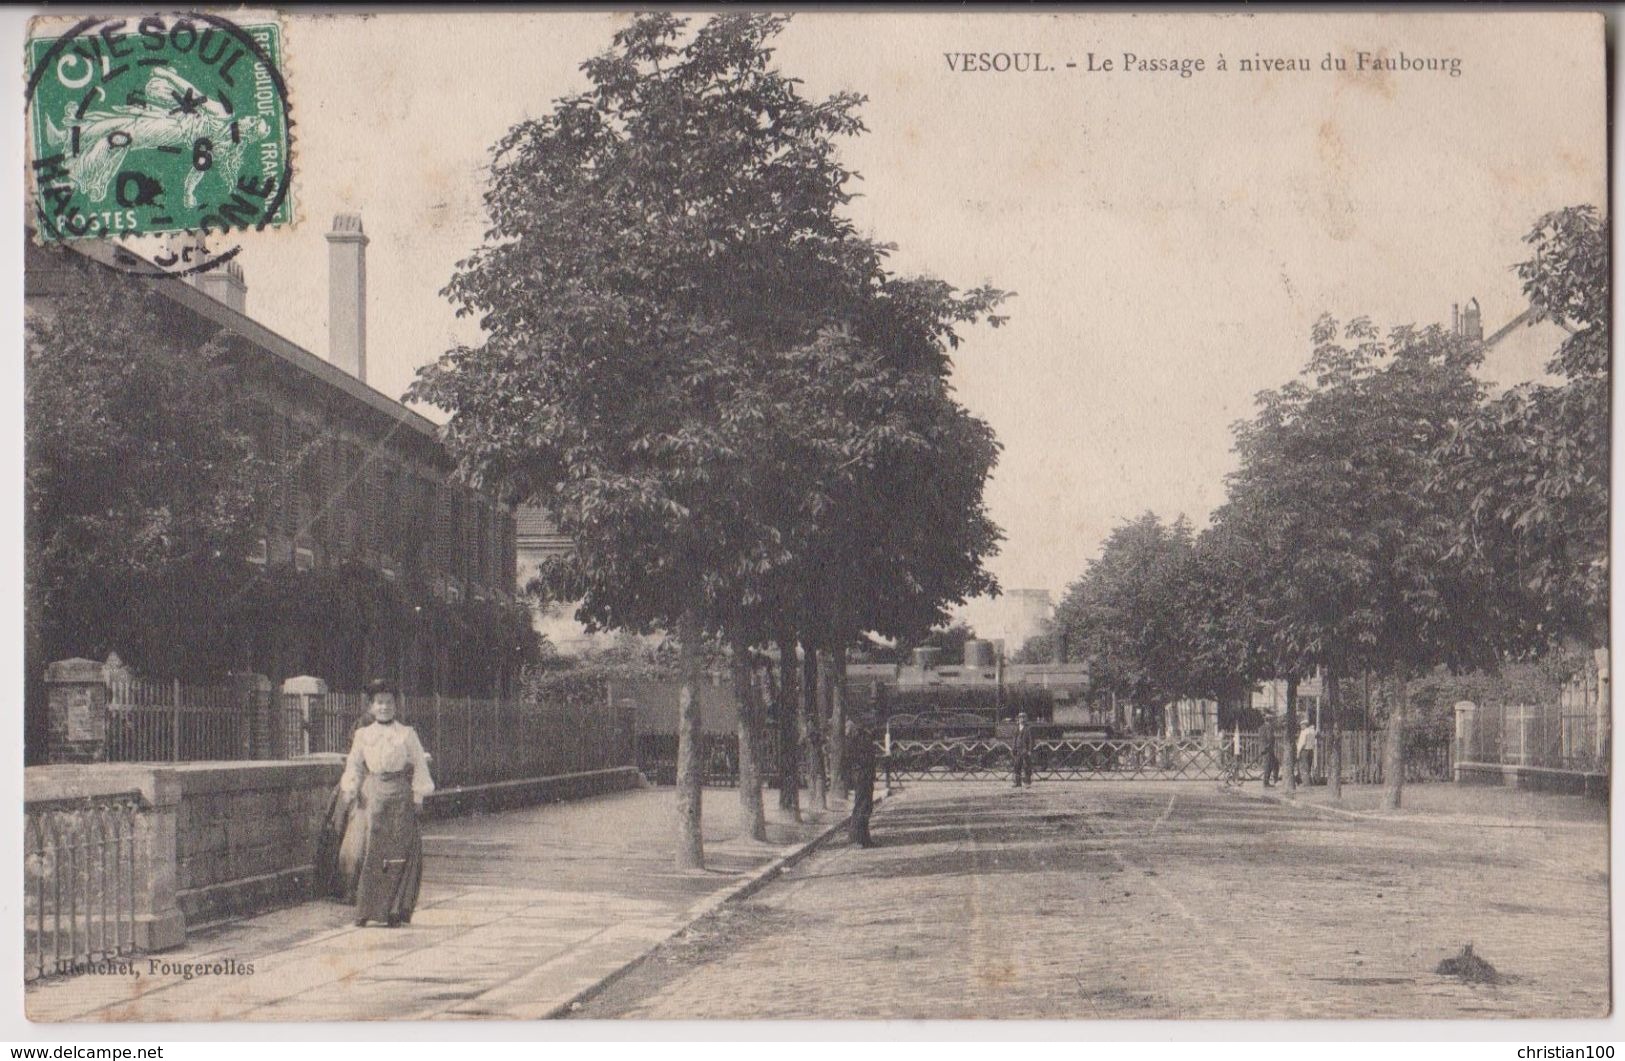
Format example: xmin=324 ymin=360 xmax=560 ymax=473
xmin=24 ymin=797 xmax=140 ymax=982
xmin=279 ymin=690 xmax=369 ymax=757
xmin=1300 ymin=730 xmax=1453 ymax=784
xmin=1458 ymin=702 xmax=1604 ymax=773
xmin=101 ymin=675 xmax=636 ymax=788
xmin=281 ymin=690 xmax=636 ymax=790
xmin=635 ymin=733 xmax=746 ymax=787
xmin=1254 ymin=729 xmax=1455 ymax=784
xmin=107 ymin=679 xmax=249 ymax=762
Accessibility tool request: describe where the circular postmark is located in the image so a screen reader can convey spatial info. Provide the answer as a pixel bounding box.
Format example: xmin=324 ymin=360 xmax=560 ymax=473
xmin=25 ymin=12 xmax=293 ymax=277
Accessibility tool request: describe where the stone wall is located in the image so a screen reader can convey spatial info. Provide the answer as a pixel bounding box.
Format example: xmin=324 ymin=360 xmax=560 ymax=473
xmin=173 ymin=760 xmax=642 ymax=921
xmin=26 ymin=758 xmax=645 ymax=956
xmin=26 ymin=758 xmax=344 ymax=941
xmin=172 ymin=759 xmax=343 ymax=926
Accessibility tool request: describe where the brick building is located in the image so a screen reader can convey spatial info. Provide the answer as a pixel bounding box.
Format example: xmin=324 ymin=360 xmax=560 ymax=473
xmin=24 ymin=215 xmax=522 ymax=698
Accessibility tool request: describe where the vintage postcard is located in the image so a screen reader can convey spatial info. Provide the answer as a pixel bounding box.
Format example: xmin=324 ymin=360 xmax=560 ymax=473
xmin=18 ymin=9 xmax=1609 ymax=1027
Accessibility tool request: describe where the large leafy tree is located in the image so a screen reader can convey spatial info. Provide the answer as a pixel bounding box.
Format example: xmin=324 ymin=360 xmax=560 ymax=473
xmin=411 ymin=13 xmax=1006 ymax=864
xmin=1435 ymin=206 xmax=1609 ymax=655
xmin=1050 ymin=513 xmax=1211 ymax=733
xmin=1215 ymin=316 xmax=1491 ymax=805
xmin=25 ymin=252 xmax=272 ymax=756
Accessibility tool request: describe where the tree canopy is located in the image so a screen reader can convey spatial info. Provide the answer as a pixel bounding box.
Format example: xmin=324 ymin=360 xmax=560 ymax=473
xmin=1213 ymin=315 xmax=1492 ymax=684
xmin=1435 ymin=205 xmax=1609 ymax=653
xmin=409 ymin=12 xmax=1009 ymax=652
xmin=1050 ymin=513 xmax=1212 ymax=720
xmin=26 ymin=252 xmax=271 ymax=680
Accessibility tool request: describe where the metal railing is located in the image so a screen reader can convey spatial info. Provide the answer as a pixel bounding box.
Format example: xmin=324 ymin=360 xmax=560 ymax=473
xmin=634 ymin=733 xmax=747 ymax=787
xmin=1298 ymin=730 xmax=1453 ymax=784
xmin=107 ymin=679 xmax=249 ymax=762
xmin=24 ymin=797 xmax=140 ymax=982
xmin=1458 ymin=703 xmax=1605 ymax=773
xmin=280 ymin=690 xmax=368 ymax=757
xmin=97 ymin=672 xmax=637 ymax=788
xmin=282 ymin=691 xmax=636 ymax=790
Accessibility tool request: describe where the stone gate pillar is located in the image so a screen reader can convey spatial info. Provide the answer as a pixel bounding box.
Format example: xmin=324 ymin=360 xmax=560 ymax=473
xmin=1452 ymin=700 xmax=1476 ymax=781
xmin=133 ymin=769 xmax=186 ymax=951
xmin=231 ymin=673 xmax=274 ymax=758
xmin=44 ymin=658 xmax=109 ymax=764
xmin=280 ymin=676 xmax=328 ymax=757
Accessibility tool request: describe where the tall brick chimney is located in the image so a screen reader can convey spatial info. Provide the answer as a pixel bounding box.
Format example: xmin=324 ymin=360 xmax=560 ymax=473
xmin=326 ymin=212 xmax=368 ymax=382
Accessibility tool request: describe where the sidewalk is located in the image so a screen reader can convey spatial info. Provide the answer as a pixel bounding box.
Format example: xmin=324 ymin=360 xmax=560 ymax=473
xmin=1238 ymin=779 xmax=1607 ymax=828
xmin=27 ymin=787 xmax=850 ymax=1022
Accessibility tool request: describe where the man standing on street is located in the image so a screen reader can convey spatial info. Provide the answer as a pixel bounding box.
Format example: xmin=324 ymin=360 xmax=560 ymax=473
xmin=1261 ymin=715 xmax=1281 ymax=787
xmin=1011 ymin=711 xmax=1035 ymax=788
xmin=1297 ymin=716 xmax=1318 ymax=785
xmin=844 ymin=716 xmax=879 ymax=847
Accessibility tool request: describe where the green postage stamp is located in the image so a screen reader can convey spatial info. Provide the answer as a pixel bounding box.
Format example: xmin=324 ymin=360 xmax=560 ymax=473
xmin=26 ymin=13 xmax=293 ymax=241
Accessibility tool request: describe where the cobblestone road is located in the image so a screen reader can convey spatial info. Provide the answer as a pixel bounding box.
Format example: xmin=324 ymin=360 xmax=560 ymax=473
xmin=577 ymin=781 xmax=1611 ymax=1020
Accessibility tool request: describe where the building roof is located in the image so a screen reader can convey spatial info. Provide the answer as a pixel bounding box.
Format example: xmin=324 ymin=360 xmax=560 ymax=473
xmin=515 ymin=503 xmax=572 ymax=553
xmin=1479 ymin=306 xmax=1571 ymax=388
xmin=47 ymin=238 xmax=442 ymax=444
xmin=515 ymin=505 xmax=560 ymax=537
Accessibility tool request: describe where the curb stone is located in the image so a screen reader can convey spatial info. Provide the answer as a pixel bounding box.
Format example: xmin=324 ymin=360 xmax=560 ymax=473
xmin=542 ymin=794 xmax=885 ymax=1019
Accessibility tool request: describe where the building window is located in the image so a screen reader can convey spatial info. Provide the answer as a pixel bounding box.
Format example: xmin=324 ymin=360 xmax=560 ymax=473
xmin=364 ymin=459 xmax=383 ymax=560
xmin=339 ymin=442 xmax=363 ymax=557
xmin=380 ymin=462 xmax=399 ymax=568
xmin=277 ymin=415 xmax=296 ymax=541
xmin=451 ymin=491 xmax=467 ymax=585
xmin=434 ymin=483 xmax=452 ymax=576
xmin=296 ymin=426 xmax=321 ymax=547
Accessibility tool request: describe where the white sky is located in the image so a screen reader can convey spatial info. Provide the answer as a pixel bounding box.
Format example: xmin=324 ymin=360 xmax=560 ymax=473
xmin=218 ymin=11 xmax=1604 ymax=597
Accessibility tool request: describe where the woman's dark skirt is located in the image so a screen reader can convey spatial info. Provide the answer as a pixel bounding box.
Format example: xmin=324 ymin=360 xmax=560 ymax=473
xmin=353 ymin=771 xmax=424 ymax=924
xmin=314 ymin=773 xmax=423 ymax=923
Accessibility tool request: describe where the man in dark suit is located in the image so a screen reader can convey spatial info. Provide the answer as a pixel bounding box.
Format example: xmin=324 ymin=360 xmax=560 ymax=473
xmin=1261 ymin=715 xmax=1281 ymax=786
xmin=844 ymin=716 xmax=879 ymax=847
xmin=1011 ymin=712 xmax=1035 ymax=788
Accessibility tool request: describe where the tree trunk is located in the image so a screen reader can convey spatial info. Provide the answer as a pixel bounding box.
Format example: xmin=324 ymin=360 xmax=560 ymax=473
xmin=801 ymin=640 xmax=827 ymax=809
xmin=731 ymin=634 xmax=767 ymax=842
xmin=673 ymin=610 xmax=705 ymax=870
xmin=1283 ymin=675 xmax=1299 ymax=795
xmin=776 ymin=635 xmax=801 ymax=820
xmin=1382 ymin=672 xmax=1406 ymax=810
xmin=1326 ymin=667 xmax=1342 ymax=801
xmin=827 ymin=645 xmax=848 ymax=801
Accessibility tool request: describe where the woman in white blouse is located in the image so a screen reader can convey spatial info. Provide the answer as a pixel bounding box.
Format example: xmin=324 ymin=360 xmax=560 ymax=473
xmin=340 ymin=679 xmax=434 ymax=927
